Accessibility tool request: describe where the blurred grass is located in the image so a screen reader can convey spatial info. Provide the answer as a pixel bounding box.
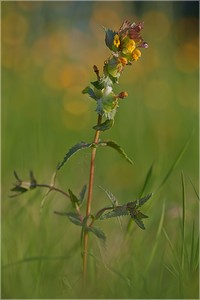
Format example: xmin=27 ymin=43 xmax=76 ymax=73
xmin=1 ymin=1 xmax=199 ymax=299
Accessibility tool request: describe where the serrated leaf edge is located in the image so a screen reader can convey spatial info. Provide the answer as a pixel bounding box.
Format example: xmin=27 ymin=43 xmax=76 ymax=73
xmin=57 ymin=142 xmax=92 ymax=170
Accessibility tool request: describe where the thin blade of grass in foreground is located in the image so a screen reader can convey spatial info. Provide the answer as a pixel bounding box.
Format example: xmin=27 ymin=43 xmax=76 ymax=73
xmin=189 ymin=222 xmax=199 ymax=273
xmin=155 ymin=131 xmax=194 ymax=193
xmin=144 ymin=200 xmax=165 ymax=275
xmin=188 ymin=176 xmax=199 ymax=200
xmin=181 ymin=171 xmax=186 ymax=270
xmin=139 ymin=162 xmax=154 ymax=198
xmin=163 ymin=228 xmax=181 ymax=272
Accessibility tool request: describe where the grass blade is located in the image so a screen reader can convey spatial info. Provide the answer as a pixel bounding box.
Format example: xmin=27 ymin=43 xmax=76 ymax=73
xmin=188 ymin=176 xmax=199 ymax=200
xmin=156 ymin=132 xmax=194 ymax=193
xmin=181 ymin=171 xmax=186 ymax=269
xmin=144 ymin=201 xmax=165 ymax=274
xmin=139 ymin=162 xmax=154 ymax=197
xmin=189 ymin=221 xmax=195 ymax=273
xmin=163 ymin=228 xmax=180 ymax=271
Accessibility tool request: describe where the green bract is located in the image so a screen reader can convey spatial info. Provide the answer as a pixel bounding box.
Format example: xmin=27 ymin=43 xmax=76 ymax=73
xmin=96 ymin=86 xmax=118 ymax=119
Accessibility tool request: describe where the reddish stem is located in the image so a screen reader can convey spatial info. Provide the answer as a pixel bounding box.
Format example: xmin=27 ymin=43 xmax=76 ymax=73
xmin=82 ymin=114 xmax=102 ymax=283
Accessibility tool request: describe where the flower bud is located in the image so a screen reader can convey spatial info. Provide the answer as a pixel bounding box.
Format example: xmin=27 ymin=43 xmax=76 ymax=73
xmin=117 ymin=91 xmax=128 ymax=99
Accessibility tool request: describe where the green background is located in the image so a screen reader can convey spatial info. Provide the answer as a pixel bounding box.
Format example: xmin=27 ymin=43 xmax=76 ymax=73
xmin=1 ymin=1 xmax=199 ymax=299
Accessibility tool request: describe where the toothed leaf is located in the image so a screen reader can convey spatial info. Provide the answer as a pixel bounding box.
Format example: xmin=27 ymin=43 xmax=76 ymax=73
xmin=82 ymin=86 xmax=97 ymax=100
xmin=57 ymin=142 xmax=92 ymax=170
xmin=133 ymin=217 xmax=146 ymax=230
xmin=99 ymin=186 xmax=118 ymax=206
xmin=79 ymin=184 xmax=87 ymax=205
xmin=138 ymin=193 xmax=153 ymax=207
xmin=91 ymin=80 xmax=104 ymax=90
xmin=104 ymin=27 xmax=117 ymax=51
xmin=68 ymin=189 xmax=80 ymax=208
xmin=87 ymin=226 xmax=106 ymax=243
xmin=93 ymin=119 xmax=114 ymax=132
xmin=99 ymin=140 xmax=133 ymax=165
xmin=54 ymin=211 xmax=82 ymax=226
xmin=100 ymin=205 xmax=129 ymax=220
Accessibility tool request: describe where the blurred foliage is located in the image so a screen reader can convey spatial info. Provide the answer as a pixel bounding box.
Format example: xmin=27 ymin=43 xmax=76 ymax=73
xmin=1 ymin=1 xmax=199 ymax=299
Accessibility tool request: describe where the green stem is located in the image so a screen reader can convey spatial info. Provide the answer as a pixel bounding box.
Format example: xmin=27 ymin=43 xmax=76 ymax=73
xmin=82 ymin=114 xmax=102 ymax=284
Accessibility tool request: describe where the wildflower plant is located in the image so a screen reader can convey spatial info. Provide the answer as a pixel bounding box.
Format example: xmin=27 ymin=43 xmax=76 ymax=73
xmin=10 ymin=20 xmax=151 ymax=283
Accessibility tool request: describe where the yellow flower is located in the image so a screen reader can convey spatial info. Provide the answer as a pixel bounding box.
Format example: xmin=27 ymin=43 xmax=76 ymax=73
xmin=126 ymin=39 xmax=136 ymax=53
xmin=113 ymin=34 xmax=120 ymax=48
xmin=122 ymin=38 xmax=136 ymax=54
xmin=132 ymin=49 xmax=141 ymax=61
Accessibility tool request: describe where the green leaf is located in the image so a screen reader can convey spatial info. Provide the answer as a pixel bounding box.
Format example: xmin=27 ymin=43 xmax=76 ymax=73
xmin=100 ymin=193 xmax=152 ymax=230
xmin=99 ymin=140 xmax=133 ymax=165
xmin=100 ymin=205 xmax=129 ymax=220
xmin=82 ymin=86 xmax=97 ymax=100
xmin=127 ymin=194 xmax=151 ymax=209
xmin=104 ymin=27 xmax=116 ymax=51
xmin=91 ymin=80 xmax=104 ymax=90
xmin=138 ymin=193 xmax=153 ymax=207
xmin=132 ymin=217 xmax=146 ymax=230
xmin=93 ymin=119 xmax=114 ymax=132
xmin=87 ymin=226 xmax=106 ymax=243
xmin=98 ymin=185 xmax=118 ymax=206
xmin=129 ymin=210 xmax=148 ymax=230
xmin=67 ymin=213 xmax=82 ymax=226
xmin=10 ymin=185 xmax=28 ymax=195
xmin=54 ymin=211 xmax=82 ymax=226
xmin=57 ymin=142 xmax=92 ymax=170
xmin=80 ymin=216 xmax=90 ymax=254
xmin=126 ymin=195 xmax=151 ymax=229
xmin=79 ymin=184 xmax=87 ymax=205
xmin=68 ymin=189 xmax=80 ymax=208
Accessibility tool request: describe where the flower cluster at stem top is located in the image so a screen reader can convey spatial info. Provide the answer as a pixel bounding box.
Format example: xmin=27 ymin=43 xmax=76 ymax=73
xmin=82 ymin=20 xmax=148 ymax=120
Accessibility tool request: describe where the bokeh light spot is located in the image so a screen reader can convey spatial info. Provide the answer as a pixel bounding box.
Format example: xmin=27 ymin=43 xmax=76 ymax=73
xmin=63 ymin=91 xmax=90 ymax=116
xmin=175 ymin=77 xmax=199 ymax=110
xmin=143 ymin=10 xmax=170 ymax=42
xmin=90 ymin=2 xmax=123 ymax=29
xmin=31 ymin=32 xmax=69 ymax=67
xmin=173 ymin=39 xmax=199 ymax=73
xmin=60 ymin=65 xmax=89 ymax=89
xmin=1 ymin=12 xmax=29 ymax=46
xmin=43 ymin=59 xmax=88 ymax=90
